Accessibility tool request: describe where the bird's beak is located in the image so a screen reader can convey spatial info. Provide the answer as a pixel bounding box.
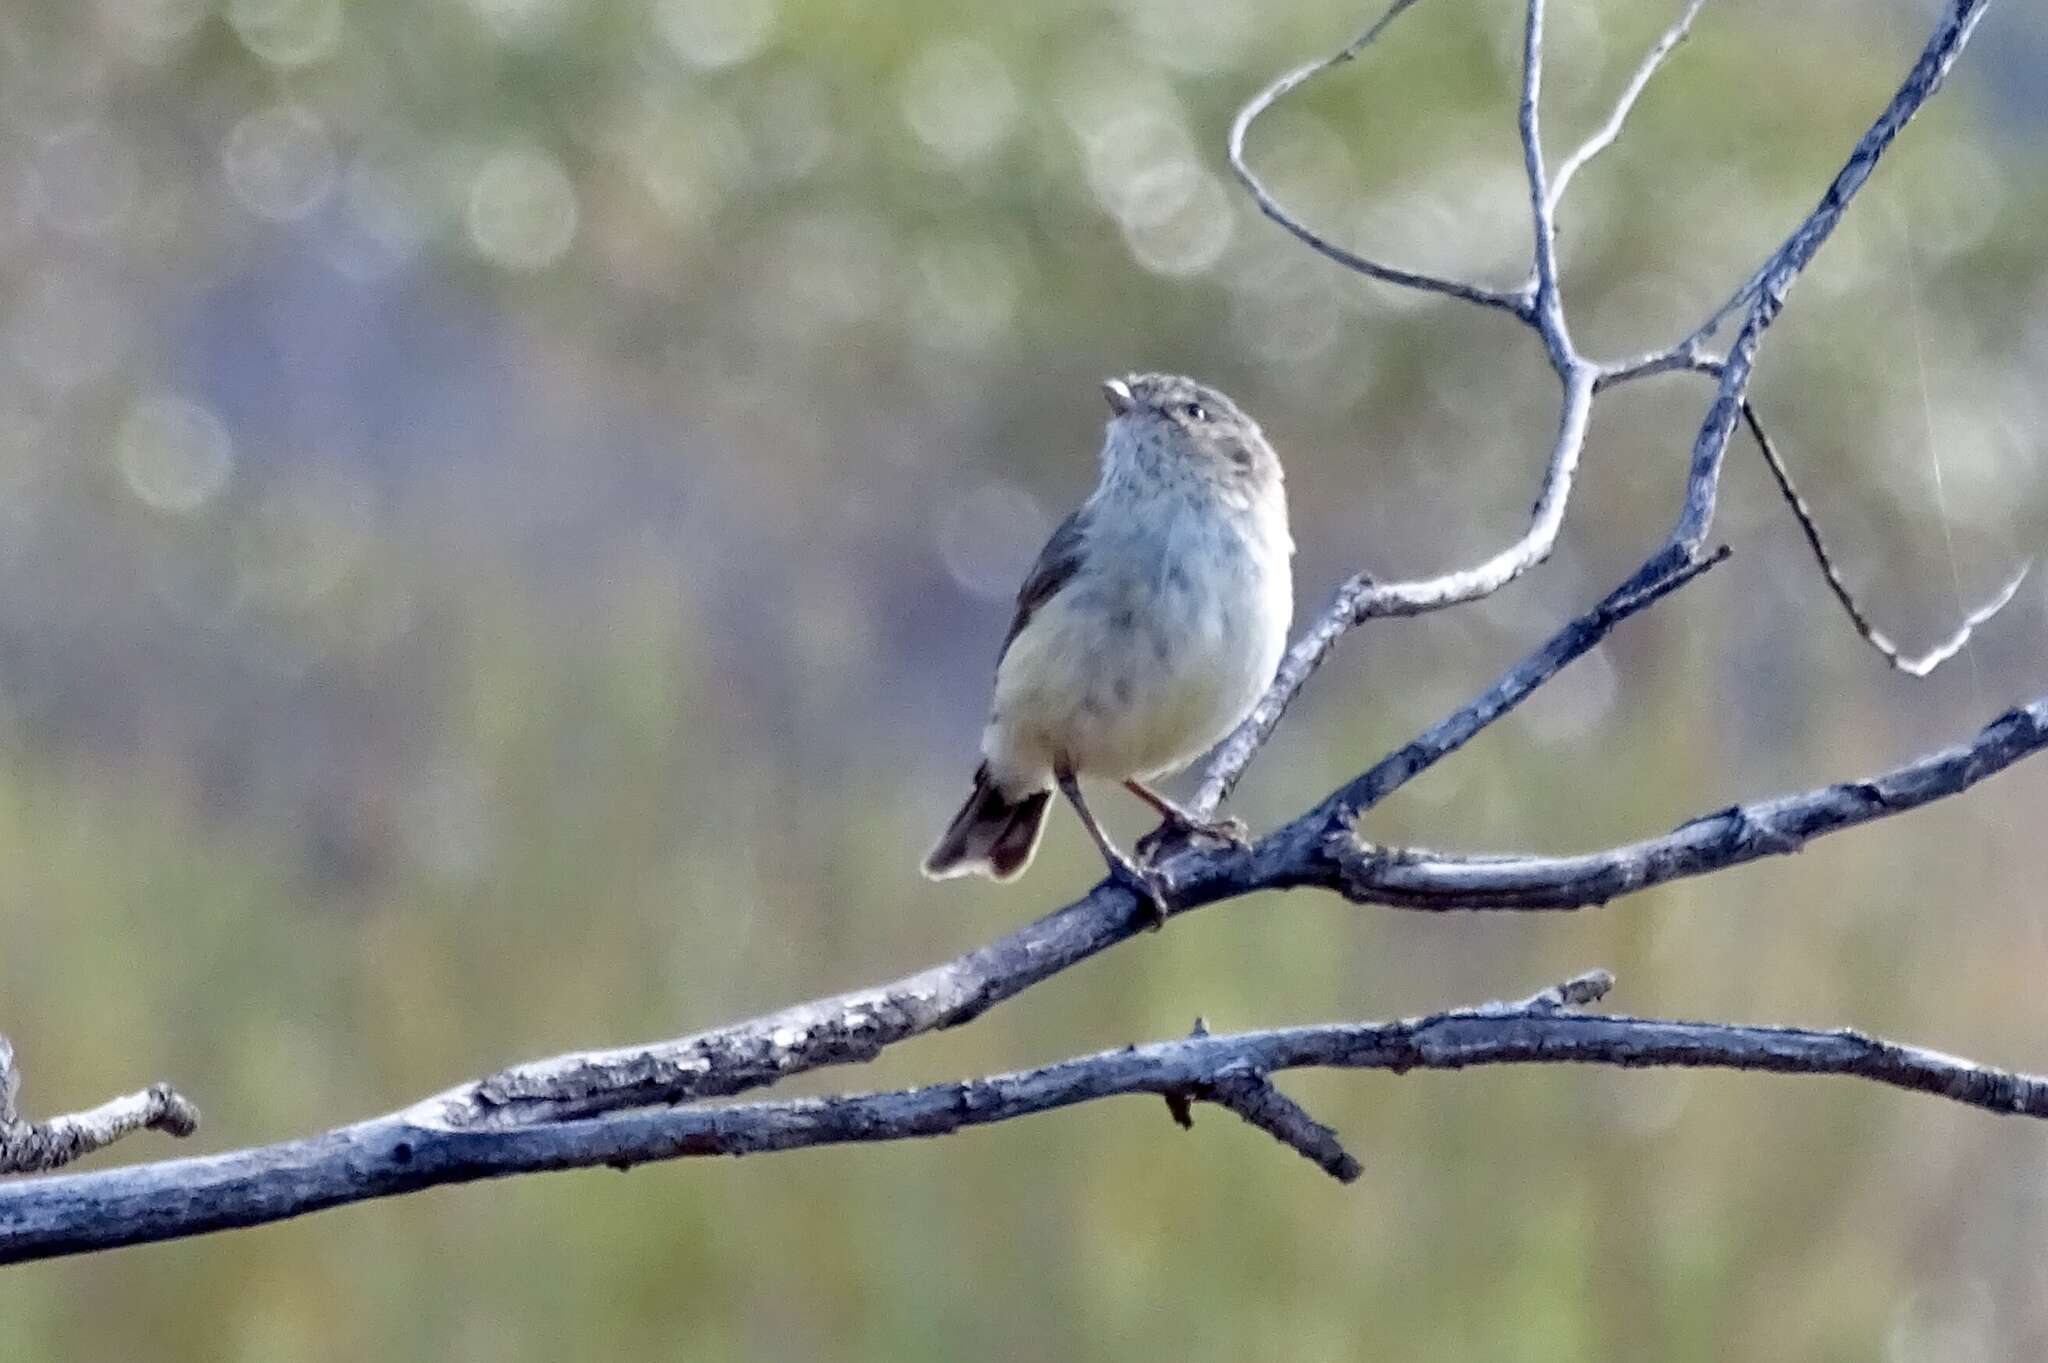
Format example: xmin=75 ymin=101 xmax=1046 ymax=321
xmin=1102 ymin=378 xmax=1134 ymax=416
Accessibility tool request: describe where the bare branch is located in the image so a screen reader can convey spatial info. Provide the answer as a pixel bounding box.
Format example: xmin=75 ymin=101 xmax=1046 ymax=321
xmin=1226 ymin=0 xmax=1534 ymax=320
xmin=1215 ymin=0 xmax=1994 ymax=824
xmin=1313 ymin=696 xmax=2048 ymax=909
xmin=1548 ymin=0 xmax=1711 ymax=212
xmin=1741 ymin=400 xmax=2031 ymax=677
xmin=0 ymin=1037 xmax=199 ymax=1176
xmin=1190 ymin=1066 xmax=1363 ymax=1183
xmin=12 ymin=971 xmax=2048 ymax=1263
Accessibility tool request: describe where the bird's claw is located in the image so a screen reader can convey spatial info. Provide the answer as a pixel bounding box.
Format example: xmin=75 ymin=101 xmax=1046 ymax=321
xmin=1108 ymin=858 xmax=1174 ymax=930
xmin=1136 ymin=813 xmax=1251 ymax=863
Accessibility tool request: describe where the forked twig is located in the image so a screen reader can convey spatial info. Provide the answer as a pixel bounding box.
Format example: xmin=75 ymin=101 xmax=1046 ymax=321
xmin=1205 ymin=0 xmax=2014 ymax=824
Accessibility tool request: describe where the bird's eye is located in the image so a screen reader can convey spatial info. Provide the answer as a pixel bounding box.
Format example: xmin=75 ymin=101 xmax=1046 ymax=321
xmin=1179 ymin=402 xmax=1208 ymax=424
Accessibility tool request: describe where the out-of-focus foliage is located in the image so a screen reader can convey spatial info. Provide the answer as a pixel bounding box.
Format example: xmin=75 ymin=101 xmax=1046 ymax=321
xmin=4 ymin=0 xmax=2048 ymax=1357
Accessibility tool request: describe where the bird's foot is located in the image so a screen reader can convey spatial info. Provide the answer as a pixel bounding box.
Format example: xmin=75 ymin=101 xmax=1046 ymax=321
xmin=1107 ymin=856 xmax=1174 ymax=930
xmin=1136 ymin=812 xmax=1251 ymax=864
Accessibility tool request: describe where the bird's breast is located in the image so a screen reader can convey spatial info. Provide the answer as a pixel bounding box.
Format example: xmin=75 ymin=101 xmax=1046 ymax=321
xmin=984 ymin=497 xmax=1291 ymax=785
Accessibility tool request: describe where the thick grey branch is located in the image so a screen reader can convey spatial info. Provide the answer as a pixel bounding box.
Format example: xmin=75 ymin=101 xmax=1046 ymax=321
xmin=11 ymin=973 xmax=2048 ymax=1264
xmin=1278 ymin=541 xmax=1728 ymax=828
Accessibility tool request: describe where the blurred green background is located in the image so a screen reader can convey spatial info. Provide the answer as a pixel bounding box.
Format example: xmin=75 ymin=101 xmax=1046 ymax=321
xmin=4 ymin=0 xmax=2048 ymax=1357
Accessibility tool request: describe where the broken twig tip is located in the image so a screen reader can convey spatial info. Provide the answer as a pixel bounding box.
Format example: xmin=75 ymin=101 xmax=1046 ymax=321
xmin=147 ymin=1086 xmax=202 ymax=1139
xmin=1523 ymin=970 xmax=1615 ymax=1013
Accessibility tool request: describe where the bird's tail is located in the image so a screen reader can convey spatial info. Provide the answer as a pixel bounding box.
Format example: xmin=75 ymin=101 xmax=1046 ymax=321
xmin=921 ymin=764 xmax=1051 ymax=883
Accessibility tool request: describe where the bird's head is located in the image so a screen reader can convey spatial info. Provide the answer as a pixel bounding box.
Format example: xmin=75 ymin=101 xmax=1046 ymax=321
xmin=1100 ymin=373 xmax=1282 ymax=498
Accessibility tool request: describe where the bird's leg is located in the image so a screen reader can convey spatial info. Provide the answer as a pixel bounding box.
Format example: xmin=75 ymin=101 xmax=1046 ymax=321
xmin=1056 ymin=766 xmax=1171 ymax=928
xmin=1125 ymin=779 xmax=1249 ymax=862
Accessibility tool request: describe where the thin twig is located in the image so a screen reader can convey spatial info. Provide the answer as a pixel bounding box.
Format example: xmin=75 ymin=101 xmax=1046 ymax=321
xmin=1195 ymin=1066 xmax=1364 ymax=1183
xmin=1741 ymin=399 xmax=2030 ymax=677
xmin=1226 ymin=0 xmax=1534 ymax=320
xmin=0 ymin=1038 xmax=199 ymax=1176
xmin=1516 ymin=0 xmax=1570 ymax=358
xmin=1653 ymin=299 xmax=1769 ymax=567
xmin=1283 ymin=541 xmax=1728 ymax=827
xmin=1548 ymin=0 xmax=1712 ymax=211
xmin=1635 ymin=0 xmax=1994 ymax=572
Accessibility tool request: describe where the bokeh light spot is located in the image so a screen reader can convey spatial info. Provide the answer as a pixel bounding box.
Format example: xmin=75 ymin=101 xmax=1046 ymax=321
xmin=614 ymin=97 xmax=746 ymax=229
xmin=906 ymin=236 xmax=1019 ymax=352
xmin=465 ymin=146 xmax=579 ymax=271
xmin=31 ymin=122 xmax=138 ymax=239
xmin=99 ymin=0 xmax=212 ymax=60
xmin=899 ymin=39 xmax=1019 ymax=167
xmin=938 ymin=481 xmax=1048 ymax=603
xmin=227 ymin=0 xmax=344 ymax=67
xmin=654 ymin=0 xmax=778 ymax=71
xmin=741 ymin=68 xmax=833 ymax=185
xmin=1082 ymin=111 xmax=1198 ymax=230
xmin=9 ymin=271 xmax=129 ymax=393
xmin=116 ymin=393 xmax=234 ymax=513
xmin=464 ymin=0 xmax=580 ymax=45
xmin=1121 ymin=172 xmax=1233 ymax=277
xmin=1116 ymin=0 xmax=1255 ymax=75
xmin=222 ymin=104 xmax=337 ymax=223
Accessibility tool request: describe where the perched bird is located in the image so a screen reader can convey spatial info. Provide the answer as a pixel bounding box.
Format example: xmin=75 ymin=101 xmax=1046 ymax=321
xmin=922 ymin=373 xmax=1294 ymax=921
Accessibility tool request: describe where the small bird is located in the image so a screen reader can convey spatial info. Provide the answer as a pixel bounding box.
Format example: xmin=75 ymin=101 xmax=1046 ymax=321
xmin=922 ymin=373 xmax=1294 ymax=921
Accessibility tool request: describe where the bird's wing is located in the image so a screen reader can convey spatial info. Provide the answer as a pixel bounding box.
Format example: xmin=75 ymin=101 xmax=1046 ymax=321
xmin=998 ymin=507 xmax=1090 ymax=665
